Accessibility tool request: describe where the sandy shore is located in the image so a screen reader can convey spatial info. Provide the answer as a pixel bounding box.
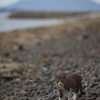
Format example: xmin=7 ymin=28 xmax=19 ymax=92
xmin=0 ymin=15 xmax=100 ymax=100
xmin=9 ymin=11 xmax=90 ymax=19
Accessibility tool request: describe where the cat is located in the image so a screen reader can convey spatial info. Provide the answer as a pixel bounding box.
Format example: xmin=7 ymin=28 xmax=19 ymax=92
xmin=55 ymin=73 xmax=85 ymax=100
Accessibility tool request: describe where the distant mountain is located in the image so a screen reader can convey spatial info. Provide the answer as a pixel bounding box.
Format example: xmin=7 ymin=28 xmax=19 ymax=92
xmin=2 ymin=0 xmax=100 ymax=12
xmin=0 ymin=8 xmax=16 ymax=12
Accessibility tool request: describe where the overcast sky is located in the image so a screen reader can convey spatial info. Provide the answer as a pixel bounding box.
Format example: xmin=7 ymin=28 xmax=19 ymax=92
xmin=0 ymin=0 xmax=100 ymax=8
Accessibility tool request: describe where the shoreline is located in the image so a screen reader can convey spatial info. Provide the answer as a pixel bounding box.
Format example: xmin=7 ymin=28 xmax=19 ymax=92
xmin=9 ymin=11 xmax=91 ymax=19
xmin=0 ymin=12 xmax=99 ymax=33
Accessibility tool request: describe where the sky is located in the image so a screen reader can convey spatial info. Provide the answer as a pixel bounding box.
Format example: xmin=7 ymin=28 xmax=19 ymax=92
xmin=0 ymin=0 xmax=20 ymax=8
xmin=0 ymin=0 xmax=100 ymax=8
xmin=91 ymin=0 xmax=100 ymax=4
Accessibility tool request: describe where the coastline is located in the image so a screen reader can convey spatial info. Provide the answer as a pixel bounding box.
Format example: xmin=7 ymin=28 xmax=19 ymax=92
xmin=9 ymin=11 xmax=91 ymax=19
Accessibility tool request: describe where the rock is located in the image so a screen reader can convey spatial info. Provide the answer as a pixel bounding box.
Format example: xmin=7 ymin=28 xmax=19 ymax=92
xmin=96 ymin=97 xmax=100 ymax=100
xmin=3 ymin=52 xmax=10 ymax=57
xmin=20 ymin=89 xmax=27 ymax=95
xmin=84 ymin=81 xmax=88 ymax=87
xmin=80 ymin=96 xmax=86 ymax=100
xmin=18 ymin=45 xmax=24 ymax=50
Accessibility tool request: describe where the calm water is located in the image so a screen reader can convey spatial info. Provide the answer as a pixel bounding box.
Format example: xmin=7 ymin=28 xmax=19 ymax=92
xmin=0 ymin=12 xmax=64 ymax=32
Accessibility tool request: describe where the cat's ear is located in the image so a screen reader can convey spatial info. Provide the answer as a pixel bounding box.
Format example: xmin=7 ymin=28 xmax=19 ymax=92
xmin=55 ymin=74 xmax=59 ymax=80
xmin=61 ymin=73 xmax=66 ymax=79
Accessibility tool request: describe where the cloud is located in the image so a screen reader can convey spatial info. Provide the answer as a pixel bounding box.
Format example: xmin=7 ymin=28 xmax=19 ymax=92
xmin=90 ymin=0 xmax=100 ymax=4
xmin=0 ymin=0 xmax=20 ymax=8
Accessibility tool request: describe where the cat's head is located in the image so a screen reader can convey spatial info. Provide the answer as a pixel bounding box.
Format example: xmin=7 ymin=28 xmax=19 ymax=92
xmin=55 ymin=73 xmax=66 ymax=84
